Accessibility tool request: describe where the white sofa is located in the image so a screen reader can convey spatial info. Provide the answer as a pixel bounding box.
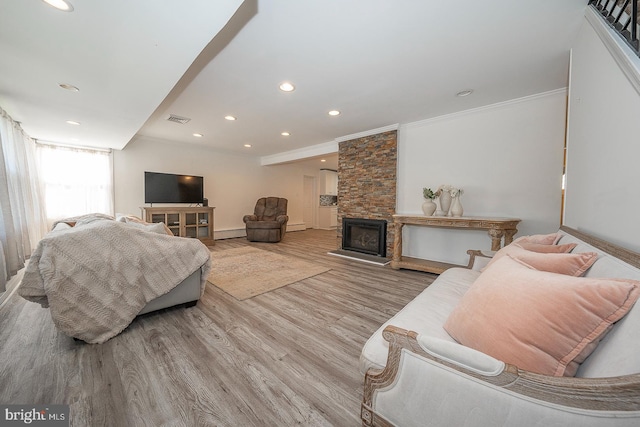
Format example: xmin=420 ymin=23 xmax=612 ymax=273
xmin=360 ymin=226 xmax=640 ymax=426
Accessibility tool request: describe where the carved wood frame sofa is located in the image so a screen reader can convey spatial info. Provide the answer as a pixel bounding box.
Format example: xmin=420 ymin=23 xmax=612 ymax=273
xmin=360 ymin=226 xmax=640 ymax=426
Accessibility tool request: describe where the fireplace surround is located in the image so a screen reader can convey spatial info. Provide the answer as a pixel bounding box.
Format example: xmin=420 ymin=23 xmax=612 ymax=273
xmin=337 ymin=129 xmax=397 ymax=257
xmin=341 ymin=218 xmax=387 ymax=257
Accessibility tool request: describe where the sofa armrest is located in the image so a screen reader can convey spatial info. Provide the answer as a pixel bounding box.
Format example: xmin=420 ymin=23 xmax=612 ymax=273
xmin=243 ymin=214 xmax=257 ymax=223
xmin=416 ymin=335 xmax=505 ymax=376
xmin=466 ymin=249 xmax=497 ymax=271
xmin=362 ymin=325 xmax=640 ymax=427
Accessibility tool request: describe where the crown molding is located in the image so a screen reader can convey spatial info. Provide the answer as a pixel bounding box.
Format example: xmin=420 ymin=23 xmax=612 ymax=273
xmin=261 ymin=124 xmax=399 ymax=165
xmin=402 ymin=89 xmax=567 ymax=130
xmin=334 ymin=123 xmax=399 ymax=143
xmin=260 ymin=140 xmax=338 ymax=166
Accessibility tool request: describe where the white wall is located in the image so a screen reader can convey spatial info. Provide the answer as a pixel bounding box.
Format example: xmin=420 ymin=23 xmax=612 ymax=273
xmin=564 ymin=12 xmax=640 ymax=252
xmin=397 ymin=90 xmax=567 ymax=265
xmin=113 ymin=135 xmax=322 ymax=238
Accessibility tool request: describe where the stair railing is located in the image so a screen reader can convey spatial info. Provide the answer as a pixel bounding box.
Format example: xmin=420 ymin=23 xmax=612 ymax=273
xmin=590 ymin=0 xmax=640 ymax=56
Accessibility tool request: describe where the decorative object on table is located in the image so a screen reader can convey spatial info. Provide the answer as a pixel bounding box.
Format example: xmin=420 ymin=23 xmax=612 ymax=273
xmin=436 ymin=189 xmax=451 ymax=216
xmin=421 ymin=187 xmax=437 ymax=216
xmin=435 ymin=185 xmax=453 ymax=216
xmin=450 ymin=187 xmax=464 ymax=217
xmin=433 ymin=196 xmax=445 ymax=216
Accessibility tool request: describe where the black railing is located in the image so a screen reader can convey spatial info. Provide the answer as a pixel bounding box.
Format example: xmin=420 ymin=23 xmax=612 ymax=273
xmin=590 ymin=0 xmax=640 ymax=56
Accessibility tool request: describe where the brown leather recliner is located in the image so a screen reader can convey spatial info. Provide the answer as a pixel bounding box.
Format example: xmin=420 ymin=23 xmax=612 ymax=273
xmin=243 ymin=197 xmax=288 ymax=242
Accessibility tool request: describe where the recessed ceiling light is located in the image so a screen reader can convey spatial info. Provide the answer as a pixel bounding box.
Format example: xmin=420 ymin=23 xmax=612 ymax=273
xmin=320 ymin=159 xmax=326 ymax=162
xmin=59 ymin=83 xmax=79 ymax=92
xmin=244 ymin=144 xmax=252 ymax=148
xmin=281 ymin=132 xmax=290 ymax=136
xmin=224 ymin=115 xmax=236 ymax=121
xmin=456 ymin=89 xmax=474 ymax=97
xmin=328 ymin=110 xmax=340 ymax=116
xmin=193 ymin=133 xmax=203 ymax=138
xmin=279 ymin=82 xmax=295 ymax=92
xmin=43 ymin=0 xmax=74 ymax=11
xmin=66 ymin=120 xmax=80 ymax=125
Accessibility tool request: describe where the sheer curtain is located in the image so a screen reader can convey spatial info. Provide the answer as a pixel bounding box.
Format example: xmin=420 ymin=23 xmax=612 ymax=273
xmin=0 ymin=108 xmax=48 ymax=292
xmin=37 ymin=143 xmax=114 ymax=228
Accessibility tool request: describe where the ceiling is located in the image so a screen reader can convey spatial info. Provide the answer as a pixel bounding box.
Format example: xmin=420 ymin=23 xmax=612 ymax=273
xmin=1 ymin=0 xmax=589 ymax=162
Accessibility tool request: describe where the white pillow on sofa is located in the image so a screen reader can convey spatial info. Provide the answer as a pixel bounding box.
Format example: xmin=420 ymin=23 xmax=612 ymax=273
xmin=126 ymin=221 xmax=171 ymax=235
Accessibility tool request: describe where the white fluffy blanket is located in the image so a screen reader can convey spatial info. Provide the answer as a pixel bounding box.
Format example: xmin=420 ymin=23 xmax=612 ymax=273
xmin=19 ymin=217 xmax=212 ymax=343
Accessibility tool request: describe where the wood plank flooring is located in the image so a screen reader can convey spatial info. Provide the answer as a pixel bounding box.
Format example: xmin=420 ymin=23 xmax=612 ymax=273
xmin=0 ymin=229 xmax=436 ymax=426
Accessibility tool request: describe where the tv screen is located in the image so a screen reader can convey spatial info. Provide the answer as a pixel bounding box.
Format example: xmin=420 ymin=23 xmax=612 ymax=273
xmin=144 ymin=171 xmax=204 ymax=204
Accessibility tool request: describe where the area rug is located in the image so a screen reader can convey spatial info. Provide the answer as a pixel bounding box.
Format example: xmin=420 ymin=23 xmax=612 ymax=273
xmin=207 ymin=247 xmax=330 ymax=300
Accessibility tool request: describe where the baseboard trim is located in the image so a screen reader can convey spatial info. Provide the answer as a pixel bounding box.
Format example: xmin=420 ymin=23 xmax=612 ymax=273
xmin=214 ymin=222 xmax=307 ymax=240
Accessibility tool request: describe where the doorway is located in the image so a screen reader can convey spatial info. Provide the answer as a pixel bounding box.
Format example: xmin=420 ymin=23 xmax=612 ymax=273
xmin=303 ymin=175 xmax=316 ymax=229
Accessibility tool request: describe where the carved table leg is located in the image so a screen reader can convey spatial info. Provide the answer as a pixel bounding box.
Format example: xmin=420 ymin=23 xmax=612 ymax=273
xmin=488 ymin=229 xmax=505 ymax=251
xmin=391 ymin=223 xmax=403 ymax=269
xmin=503 ymin=228 xmax=517 ymax=246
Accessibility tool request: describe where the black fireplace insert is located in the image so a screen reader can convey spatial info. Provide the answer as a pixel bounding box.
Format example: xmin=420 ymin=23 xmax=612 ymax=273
xmin=342 ymin=218 xmax=387 ymax=257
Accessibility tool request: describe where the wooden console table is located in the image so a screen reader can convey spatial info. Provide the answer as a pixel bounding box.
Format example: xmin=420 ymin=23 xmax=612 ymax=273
xmin=142 ymin=206 xmax=215 ymax=246
xmin=391 ymin=215 xmax=521 ymax=274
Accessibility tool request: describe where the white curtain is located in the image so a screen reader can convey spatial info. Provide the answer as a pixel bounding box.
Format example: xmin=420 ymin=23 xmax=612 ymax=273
xmin=0 ymin=108 xmax=48 ymax=292
xmin=37 ymin=143 xmax=114 ymax=228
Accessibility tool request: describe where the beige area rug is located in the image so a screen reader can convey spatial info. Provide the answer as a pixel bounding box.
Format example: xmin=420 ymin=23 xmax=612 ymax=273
xmin=207 ymin=247 xmax=330 ymax=300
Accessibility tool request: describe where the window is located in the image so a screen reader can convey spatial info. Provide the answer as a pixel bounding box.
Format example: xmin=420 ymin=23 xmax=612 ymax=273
xmin=37 ymin=143 xmax=113 ymax=226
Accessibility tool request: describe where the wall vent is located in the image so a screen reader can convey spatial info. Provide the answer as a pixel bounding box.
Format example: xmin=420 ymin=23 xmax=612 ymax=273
xmin=166 ymin=114 xmax=191 ymax=124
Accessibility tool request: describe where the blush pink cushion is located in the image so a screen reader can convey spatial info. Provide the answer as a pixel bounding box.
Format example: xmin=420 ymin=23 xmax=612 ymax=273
xmin=443 ymin=256 xmax=640 ymax=376
xmin=484 ymin=242 xmax=578 ymax=272
xmin=517 ymin=242 xmax=576 ymax=253
xmin=490 ymin=244 xmax=597 ymax=276
xmin=513 ymin=233 xmax=561 ymax=245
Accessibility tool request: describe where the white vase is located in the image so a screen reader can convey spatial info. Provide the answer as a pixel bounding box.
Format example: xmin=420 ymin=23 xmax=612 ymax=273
xmin=439 ymin=192 xmax=452 ymax=216
xmin=434 ymin=198 xmax=445 ymax=216
xmin=421 ymin=199 xmax=436 ymax=216
xmin=451 ymin=195 xmax=463 ymax=217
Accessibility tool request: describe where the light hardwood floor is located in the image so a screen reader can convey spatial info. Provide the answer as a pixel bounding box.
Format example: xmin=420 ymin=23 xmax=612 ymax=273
xmin=0 ymin=229 xmax=435 ymax=426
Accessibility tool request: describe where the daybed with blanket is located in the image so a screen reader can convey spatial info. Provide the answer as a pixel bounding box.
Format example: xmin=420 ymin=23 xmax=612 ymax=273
xmin=360 ymin=226 xmax=640 ymax=426
xmin=18 ymin=214 xmax=212 ymax=344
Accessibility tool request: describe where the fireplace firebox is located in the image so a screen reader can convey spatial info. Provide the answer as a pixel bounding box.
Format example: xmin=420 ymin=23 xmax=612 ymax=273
xmin=342 ymin=218 xmax=387 ymax=257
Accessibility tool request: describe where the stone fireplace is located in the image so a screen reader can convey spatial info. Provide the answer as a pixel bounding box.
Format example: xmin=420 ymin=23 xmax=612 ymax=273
xmin=342 ymin=218 xmax=387 ymax=257
xmin=337 ymin=129 xmax=397 ymax=258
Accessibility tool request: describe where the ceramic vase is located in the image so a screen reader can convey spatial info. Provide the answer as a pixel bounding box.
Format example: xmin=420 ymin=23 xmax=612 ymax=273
xmin=434 ymin=198 xmax=445 ymax=216
xmin=421 ymin=199 xmax=437 ymax=216
xmin=450 ymin=195 xmax=463 ymax=217
xmin=439 ymin=191 xmax=452 ymax=216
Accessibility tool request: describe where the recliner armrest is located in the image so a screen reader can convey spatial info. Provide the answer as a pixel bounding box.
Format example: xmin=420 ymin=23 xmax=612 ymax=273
xmin=243 ymin=214 xmax=257 ymax=223
xmin=276 ymin=215 xmax=288 ymax=224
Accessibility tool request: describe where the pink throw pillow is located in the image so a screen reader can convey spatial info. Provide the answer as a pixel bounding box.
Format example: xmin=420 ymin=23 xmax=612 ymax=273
xmin=495 ymin=245 xmax=597 ymax=276
xmin=513 ymin=233 xmax=561 ymax=245
xmin=444 ymin=256 xmax=640 ymax=376
xmin=483 ymin=242 xmax=577 ymax=272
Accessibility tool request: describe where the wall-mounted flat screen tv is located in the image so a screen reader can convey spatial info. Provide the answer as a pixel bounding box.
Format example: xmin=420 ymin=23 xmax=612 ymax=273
xmin=144 ymin=171 xmax=204 ymax=204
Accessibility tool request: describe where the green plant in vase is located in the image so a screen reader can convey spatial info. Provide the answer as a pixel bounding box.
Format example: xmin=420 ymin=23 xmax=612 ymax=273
xmin=422 ymin=187 xmax=437 ymax=216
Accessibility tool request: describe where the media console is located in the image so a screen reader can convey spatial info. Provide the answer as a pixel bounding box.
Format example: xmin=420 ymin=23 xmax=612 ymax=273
xmin=142 ymin=206 xmax=215 ymax=246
